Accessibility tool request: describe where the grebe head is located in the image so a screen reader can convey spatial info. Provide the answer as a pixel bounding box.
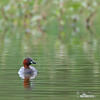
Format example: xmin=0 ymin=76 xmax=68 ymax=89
xmin=23 ymin=57 xmax=36 ymax=68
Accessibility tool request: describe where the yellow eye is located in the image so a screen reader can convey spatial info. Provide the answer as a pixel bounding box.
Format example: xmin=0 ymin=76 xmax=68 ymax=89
xmin=30 ymin=61 xmax=33 ymax=64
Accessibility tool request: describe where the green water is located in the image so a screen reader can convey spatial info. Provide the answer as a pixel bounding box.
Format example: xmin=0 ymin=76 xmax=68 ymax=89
xmin=0 ymin=34 xmax=100 ymax=100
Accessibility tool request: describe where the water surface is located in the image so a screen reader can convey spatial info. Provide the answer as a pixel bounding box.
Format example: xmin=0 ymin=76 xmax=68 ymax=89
xmin=0 ymin=34 xmax=100 ymax=100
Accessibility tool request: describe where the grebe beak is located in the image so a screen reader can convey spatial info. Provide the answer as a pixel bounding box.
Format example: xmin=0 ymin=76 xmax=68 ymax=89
xmin=30 ymin=60 xmax=36 ymax=64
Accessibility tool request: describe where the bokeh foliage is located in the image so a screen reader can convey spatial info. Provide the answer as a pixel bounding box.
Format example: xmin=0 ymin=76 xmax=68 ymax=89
xmin=0 ymin=0 xmax=100 ymax=39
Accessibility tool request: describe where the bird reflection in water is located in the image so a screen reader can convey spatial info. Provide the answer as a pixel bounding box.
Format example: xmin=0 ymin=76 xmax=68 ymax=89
xmin=24 ymin=77 xmax=30 ymax=88
xmin=18 ymin=57 xmax=37 ymax=89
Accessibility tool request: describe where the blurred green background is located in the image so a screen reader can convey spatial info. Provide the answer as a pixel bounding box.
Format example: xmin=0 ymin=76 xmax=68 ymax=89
xmin=0 ymin=0 xmax=100 ymax=39
xmin=0 ymin=0 xmax=100 ymax=100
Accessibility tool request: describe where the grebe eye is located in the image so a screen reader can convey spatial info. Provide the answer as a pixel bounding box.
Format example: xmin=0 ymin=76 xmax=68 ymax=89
xmin=30 ymin=61 xmax=33 ymax=64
